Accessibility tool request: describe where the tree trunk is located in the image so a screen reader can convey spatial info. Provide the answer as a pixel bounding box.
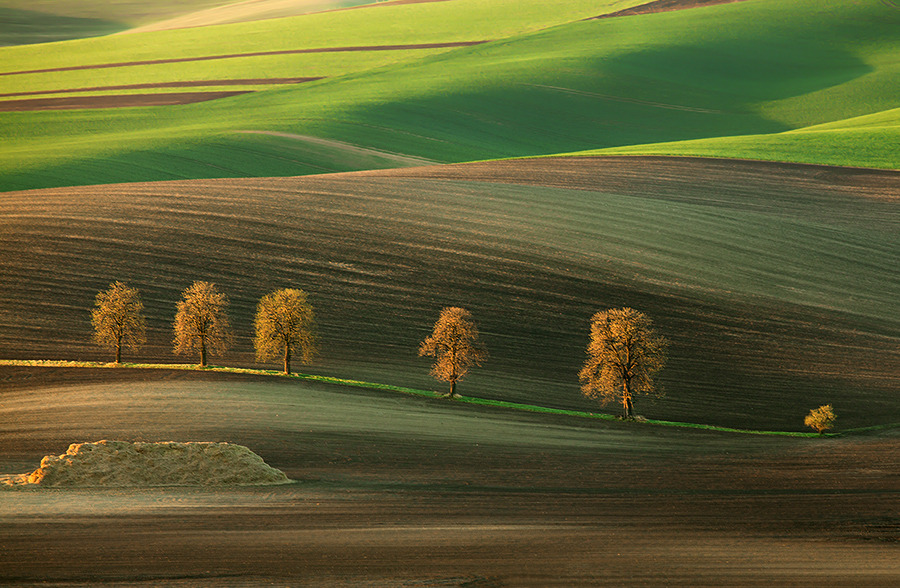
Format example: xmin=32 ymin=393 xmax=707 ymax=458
xmin=284 ymin=344 xmax=291 ymax=375
xmin=200 ymin=337 xmax=207 ymax=367
xmin=115 ymin=337 xmax=122 ymax=364
xmin=622 ymin=379 xmax=634 ymax=419
xmin=449 ymin=379 xmax=457 ymax=398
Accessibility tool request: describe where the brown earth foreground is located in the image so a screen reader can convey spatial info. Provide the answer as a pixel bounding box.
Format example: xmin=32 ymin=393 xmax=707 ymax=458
xmin=0 ymin=367 xmax=898 ymax=586
xmin=0 ymin=155 xmax=897 ymax=583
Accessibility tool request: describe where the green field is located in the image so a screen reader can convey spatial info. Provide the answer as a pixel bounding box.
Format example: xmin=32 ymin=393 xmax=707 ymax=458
xmin=1 ymin=0 xmax=897 ymax=191
xmin=0 ymin=0 xmax=380 ymax=45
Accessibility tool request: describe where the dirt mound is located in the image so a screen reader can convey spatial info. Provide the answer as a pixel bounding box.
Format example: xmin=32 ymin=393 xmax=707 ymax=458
xmin=2 ymin=440 xmax=290 ymax=487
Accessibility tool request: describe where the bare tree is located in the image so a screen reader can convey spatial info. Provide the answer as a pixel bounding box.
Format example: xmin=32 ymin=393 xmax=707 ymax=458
xmin=173 ymin=281 xmax=233 ymax=367
xmin=579 ymin=307 xmax=668 ymax=419
xmin=419 ymin=307 xmax=487 ymax=397
xmin=254 ymin=288 xmax=318 ymax=375
xmin=91 ymin=281 xmax=146 ymax=364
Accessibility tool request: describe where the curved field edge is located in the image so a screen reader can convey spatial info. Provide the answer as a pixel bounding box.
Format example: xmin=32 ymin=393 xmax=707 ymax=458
xmin=0 ymin=360 xmax=854 ymax=437
xmin=570 ymin=108 xmax=900 ymax=171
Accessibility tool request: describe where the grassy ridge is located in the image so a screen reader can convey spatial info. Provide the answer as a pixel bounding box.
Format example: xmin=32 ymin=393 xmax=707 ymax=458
xmin=1 ymin=0 xmax=898 ymax=191
xmin=579 ymin=108 xmax=900 ymax=168
xmin=0 ymin=359 xmax=836 ymax=437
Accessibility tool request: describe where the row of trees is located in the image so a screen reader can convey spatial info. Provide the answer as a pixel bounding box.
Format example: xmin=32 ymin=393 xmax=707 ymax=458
xmin=92 ymin=281 xmax=317 ymax=375
xmin=92 ymin=281 xmax=836 ymax=429
xmin=91 ymin=281 xmax=671 ymax=418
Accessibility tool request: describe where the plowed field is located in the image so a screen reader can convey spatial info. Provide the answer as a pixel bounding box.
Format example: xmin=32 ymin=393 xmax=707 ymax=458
xmin=0 ymin=367 xmax=897 ymax=586
xmin=0 ymin=156 xmax=897 ymax=431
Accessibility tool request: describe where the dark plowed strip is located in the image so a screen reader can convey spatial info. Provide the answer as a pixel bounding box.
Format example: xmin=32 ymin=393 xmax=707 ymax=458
xmin=0 ymin=91 xmax=251 ymax=112
xmin=0 ymin=77 xmax=323 ymax=99
xmin=591 ymin=0 xmax=747 ymax=19
xmin=0 ymin=41 xmax=489 ymax=77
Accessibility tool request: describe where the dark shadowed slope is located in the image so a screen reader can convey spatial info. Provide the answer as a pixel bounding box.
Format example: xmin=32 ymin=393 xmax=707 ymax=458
xmin=1 ymin=157 xmax=897 ymax=430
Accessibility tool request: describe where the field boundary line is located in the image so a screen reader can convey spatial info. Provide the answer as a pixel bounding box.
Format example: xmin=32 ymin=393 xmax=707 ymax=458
xmin=0 ymin=359 xmax=871 ymax=437
xmin=0 ymin=78 xmax=324 ymax=99
xmin=589 ymin=0 xmax=749 ymax=20
xmin=0 ymin=41 xmax=490 ymax=77
xmin=0 ymin=92 xmax=253 ymax=112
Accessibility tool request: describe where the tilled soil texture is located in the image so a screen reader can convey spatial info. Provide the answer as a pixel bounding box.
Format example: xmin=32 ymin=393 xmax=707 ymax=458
xmin=592 ymin=0 xmax=749 ymax=19
xmin=0 ymin=156 xmax=897 ymax=431
xmin=0 ymin=368 xmax=898 ymax=586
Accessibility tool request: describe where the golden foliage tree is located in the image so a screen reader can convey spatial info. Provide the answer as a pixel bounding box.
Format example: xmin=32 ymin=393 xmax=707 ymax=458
xmin=91 ymin=281 xmax=146 ymax=364
xmin=173 ymin=281 xmax=233 ymax=367
xmin=254 ymin=288 xmax=318 ymax=375
xmin=419 ymin=307 xmax=487 ymax=397
xmin=804 ymin=404 xmax=836 ymax=434
xmin=579 ymin=307 xmax=668 ymax=419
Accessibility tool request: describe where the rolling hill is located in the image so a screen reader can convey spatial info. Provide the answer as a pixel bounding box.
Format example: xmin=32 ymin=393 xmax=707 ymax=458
xmin=1 ymin=156 xmax=897 ymax=431
xmin=1 ymin=4 xmax=898 ymax=584
xmin=0 ymin=0 xmax=897 ymax=192
xmin=2 ymin=365 xmax=898 ymax=584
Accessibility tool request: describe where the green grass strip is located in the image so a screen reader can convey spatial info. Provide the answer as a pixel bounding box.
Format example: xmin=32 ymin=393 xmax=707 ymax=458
xmin=3 ymin=359 xmax=892 ymax=437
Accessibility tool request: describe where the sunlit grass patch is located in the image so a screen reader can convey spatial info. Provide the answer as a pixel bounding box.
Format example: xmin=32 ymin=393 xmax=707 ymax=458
xmin=2 ymin=359 xmax=883 ymax=437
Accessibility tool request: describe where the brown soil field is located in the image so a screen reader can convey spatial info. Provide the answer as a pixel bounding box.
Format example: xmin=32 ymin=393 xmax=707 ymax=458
xmin=0 ymin=77 xmax=323 ymax=99
xmin=0 ymin=91 xmax=252 ymax=111
xmin=0 ymin=156 xmax=897 ymax=433
xmin=0 ymin=367 xmax=898 ymax=585
xmin=593 ymin=0 xmax=749 ymax=19
xmin=0 ymin=41 xmax=489 ymax=77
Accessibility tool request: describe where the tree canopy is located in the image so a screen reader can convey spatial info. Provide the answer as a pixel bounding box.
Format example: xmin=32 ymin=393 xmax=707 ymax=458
xmin=804 ymin=404 xmax=836 ymax=434
xmin=254 ymin=288 xmax=318 ymax=375
xmin=91 ymin=281 xmax=146 ymax=364
xmin=579 ymin=307 xmax=668 ymax=419
xmin=419 ymin=306 xmax=487 ymax=397
xmin=173 ymin=281 xmax=233 ymax=367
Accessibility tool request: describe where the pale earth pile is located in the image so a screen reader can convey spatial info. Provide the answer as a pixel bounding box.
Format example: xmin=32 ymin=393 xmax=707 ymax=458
xmin=1 ymin=440 xmax=290 ymax=487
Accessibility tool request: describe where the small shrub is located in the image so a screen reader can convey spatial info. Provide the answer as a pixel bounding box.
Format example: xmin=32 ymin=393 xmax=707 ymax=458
xmin=804 ymin=404 xmax=836 ymax=434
